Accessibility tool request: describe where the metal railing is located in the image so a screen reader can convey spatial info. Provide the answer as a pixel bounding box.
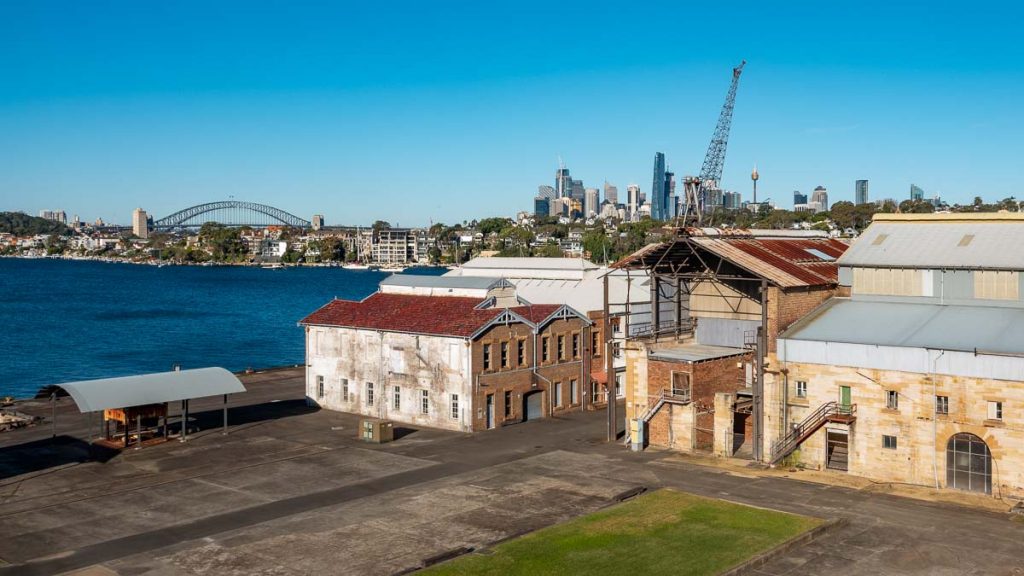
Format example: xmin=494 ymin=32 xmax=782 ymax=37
xmin=639 ymin=387 xmax=693 ymax=423
xmin=769 ymin=401 xmax=856 ymax=464
xmin=629 ymin=319 xmax=695 ymax=340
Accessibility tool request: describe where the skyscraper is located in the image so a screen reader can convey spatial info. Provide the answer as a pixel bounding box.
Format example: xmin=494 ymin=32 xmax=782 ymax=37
xmin=627 ymin=184 xmax=640 ymax=220
xmin=555 ymin=168 xmax=571 ymax=199
xmin=855 ymin=180 xmax=869 ymax=205
xmin=584 ymin=188 xmax=599 ymax=217
xmin=811 ymin=186 xmax=829 ymax=211
xmin=132 ymin=207 xmax=149 ymax=239
xmin=664 ymin=170 xmax=676 ymax=220
xmin=910 ymin=184 xmax=924 ymax=201
xmin=534 ymin=197 xmax=550 ymax=219
xmin=794 ymin=190 xmax=808 ymax=205
xmin=570 ymin=179 xmax=585 ymax=202
xmin=537 ymin=185 xmax=555 ymax=199
xmin=651 ymin=152 xmax=668 ymax=221
xmin=603 ymin=181 xmax=618 ymax=205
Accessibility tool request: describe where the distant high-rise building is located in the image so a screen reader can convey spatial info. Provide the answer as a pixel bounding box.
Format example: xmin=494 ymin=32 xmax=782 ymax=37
xmin=794 ymin=191 xmax=808 ymax=206
xmin=910 ymin=184 xmax=924 ymax=201
xmin=604 ymin=181 xmax=618 ymax=205
xmin=132 ymin=208 xmax=149 ymax=239
xmin=627 ymin=184 xmax=641 ymax=219
xmin=584 ymin=188 xmax=599 ymax=217
xmin=855 ymin=180 xmax=869 ymax=205
xmin=665 ymin=170 xmax=676 ymax=220
xmin=537 ymin=185 xmax=556 ymax=200
xmin=38 ymin=210 xmax=66 ymax=224
xmin=312 ymin=214 xmax=324 ymax=230
xmin=570 ymin=179 xmax=585 ymax=202
xmin=651 ymin=152 xmax=668 ymax=220
xmin=555 ymin=168 xmax=571 ymax=199
xmin=723 ymin=191 xmax=742 ymax=210
xmin=811 ymin=186 xmax=829 ymax=211
xmin=534 ymin=197 xmax=550 ymax=219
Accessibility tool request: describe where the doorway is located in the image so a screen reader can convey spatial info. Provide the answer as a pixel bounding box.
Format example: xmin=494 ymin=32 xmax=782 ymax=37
xmin=523 ymin=390 xmax=544 ymax=422
xmin=485 ymin=394 xmax=494 ymax=429
xmin=838 ymin=386 xmax=852 ymax=410
xmin=947 ymin=433 xmax=992 ymax=494
xmin=826 ymin=430 xmax=849 ymax=471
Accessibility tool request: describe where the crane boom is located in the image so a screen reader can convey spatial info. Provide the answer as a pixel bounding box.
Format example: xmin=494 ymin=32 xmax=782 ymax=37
xmin=683 ymin=61 xmax=746 ymax=225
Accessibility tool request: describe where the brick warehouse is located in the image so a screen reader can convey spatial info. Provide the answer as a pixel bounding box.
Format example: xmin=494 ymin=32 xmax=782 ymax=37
xmin=299 ymin=275 xmax=593 ymax=432
xmin=609 ymin=228 xmax=849 ymax=458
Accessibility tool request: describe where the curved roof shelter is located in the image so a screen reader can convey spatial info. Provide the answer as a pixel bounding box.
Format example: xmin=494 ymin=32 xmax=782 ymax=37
xmin=57 ymin=367 xmax=246 ymax=413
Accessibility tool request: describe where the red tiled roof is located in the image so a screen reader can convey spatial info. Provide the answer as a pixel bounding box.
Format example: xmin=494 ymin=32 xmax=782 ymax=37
xmin=299 ymin=293 xmax=563 ymax=338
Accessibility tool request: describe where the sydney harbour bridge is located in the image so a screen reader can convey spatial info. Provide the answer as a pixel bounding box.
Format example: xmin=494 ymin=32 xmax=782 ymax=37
xmin=152 ymin=200 xmax=311 ymax=230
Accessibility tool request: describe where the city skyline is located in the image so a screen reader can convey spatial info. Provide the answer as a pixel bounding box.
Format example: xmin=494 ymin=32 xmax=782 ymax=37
xmin=2 ymin=2 xmax=1023 ymax=226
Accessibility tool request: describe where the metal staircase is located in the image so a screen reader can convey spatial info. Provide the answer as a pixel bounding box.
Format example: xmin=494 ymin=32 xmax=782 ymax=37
xmin=769 ymin=401 xmax=856 ymax=465
xmin=639 ymin=388 xmax=693 ymax=423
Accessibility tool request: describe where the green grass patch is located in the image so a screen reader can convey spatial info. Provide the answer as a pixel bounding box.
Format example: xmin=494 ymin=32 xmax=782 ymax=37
xmin=419 ymin=489 xmax=820 ymax=576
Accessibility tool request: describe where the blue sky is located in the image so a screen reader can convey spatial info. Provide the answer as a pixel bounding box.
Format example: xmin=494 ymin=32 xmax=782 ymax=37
xmin=1 ymin=1 xmax=1022 ymax=226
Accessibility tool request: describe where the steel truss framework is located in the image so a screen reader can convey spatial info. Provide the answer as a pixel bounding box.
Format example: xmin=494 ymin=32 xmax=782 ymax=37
xmin=153 ymin=200 xmax=311 ymax=230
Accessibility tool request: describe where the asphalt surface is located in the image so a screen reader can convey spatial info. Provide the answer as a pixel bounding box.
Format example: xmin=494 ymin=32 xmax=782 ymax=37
xmin=0 ymin=367 xmax=1022 ymax=575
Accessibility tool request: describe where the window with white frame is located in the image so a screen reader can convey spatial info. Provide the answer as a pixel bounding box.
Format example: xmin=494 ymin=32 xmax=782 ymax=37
xmin=570 ymin=379 xmax=578 ymax=405
xmin=882 ymin=435 xmax=898 ymax=450
xmin=935 ymin=395 xmax=949 ymax=415
xmin=450 ymin=393 xmax=459 ymax=420
xmin=393 ymin=385 xmax=401 ymax=411
xmin=366 ymin=382 xmax=374 ymax=406
xmin=886 ymin=390 xmax=899 ymax=410
xmin=421 ymin=390 xmax=429 ymax=414
xmin=316 ymin=375 xmax=324 ymax=399
xmin=795 ymin=380 xmax=807 ymax=399
xmin=554 ymin=382 xmax=562 ymax=407
xmin=988 ymin=401 xmax=1003 ymax=420
xmin=341 ymin=378 xmax=349 ymax=402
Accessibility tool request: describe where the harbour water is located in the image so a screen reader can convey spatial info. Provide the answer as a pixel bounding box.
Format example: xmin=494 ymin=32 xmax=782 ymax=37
xmin=0 ymin=258 xmax=443 ymax=398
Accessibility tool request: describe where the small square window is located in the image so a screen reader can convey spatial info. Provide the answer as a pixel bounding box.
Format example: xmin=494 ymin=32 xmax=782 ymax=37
xmin=988 ymin=401 xmax=1003 ymax=420
xmin=882 ymin=435 xmax=898 ymax=450
xmin=795 ymin=380 xmax=807 ymax=399
xmin=935 ymin=395 xmax=949 ymax=415
xmin=886 ymin=390 xmax=899 ymax=410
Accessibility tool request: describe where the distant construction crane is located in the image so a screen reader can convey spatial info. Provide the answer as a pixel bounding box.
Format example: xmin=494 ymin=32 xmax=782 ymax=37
xmin=681 ymin=60 xmax=746 ymax=225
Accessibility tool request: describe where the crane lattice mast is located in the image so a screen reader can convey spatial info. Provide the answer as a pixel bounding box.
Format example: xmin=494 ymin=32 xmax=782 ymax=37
xmin=682 ymin=60 xmax=746 ymax=225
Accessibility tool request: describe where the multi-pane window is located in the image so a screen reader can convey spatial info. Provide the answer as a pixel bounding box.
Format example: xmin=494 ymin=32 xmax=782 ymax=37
xmin=316 ymin=375 xmax=324 ymax=399
xmin=504 ymin=390 xmax=512 ymax=418
xmin=591 ymin=381 xmax=600 ymax=402
xmin=988 ymin=401 xmax=1003 ymax=420
xmin=671 ymin=372 xmax=691 ymax=398
xmin=886 ymin=390 xmax=899 ymax=410
xmin=366 ymin=382 xmax=374 ymax=406
xmin=341 ymin=378 xmax=349 ymax=402
xmin=500 ymin=341 xmax=509 ymax=368
xmin=612 ymin=341 xmax=622 ymax=358
xmin=393 ymin=385 xmax=401 ymax=411
xmin=557 ymin=335 xmax=566 ymax=361
xmin=795 ymin=380 xmax=807 ymax=399
xmin=570 ymin=379 xmax=578 ymax=405
xmin=421 ymin=390 xmax=429 ymax=414
xmin=554 ymin=382 xmax=563 ymax=407
xmin=571 ymin=333 xmax=580 ymax=358
xmin=935 ymin=395 xmax=949 ymax=415
xmin=483 ymin=343 xmax=492 ymax=370
xmin=450 ymin=393 xmax=460 ymax=420
xmin=517 ymin=339 xmax=525 ymax=366
xmin=883 ymin=435 xmax=898 ymax=450
xmin=592 ymin=331 xmax=601 ymax=356
xmin=541 ymin=336 xmax=550 ymax=363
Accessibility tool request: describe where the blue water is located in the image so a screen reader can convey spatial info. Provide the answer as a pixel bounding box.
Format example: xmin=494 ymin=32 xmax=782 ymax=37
xmin=0 ymin=259 xmax=444 ymax=398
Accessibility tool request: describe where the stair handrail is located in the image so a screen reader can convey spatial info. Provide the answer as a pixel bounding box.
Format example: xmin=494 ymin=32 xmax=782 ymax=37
xmin=770 ymin=401 xmax=856 ymax=461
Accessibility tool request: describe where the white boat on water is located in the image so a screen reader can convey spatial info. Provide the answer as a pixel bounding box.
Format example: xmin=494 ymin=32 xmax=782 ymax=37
xmin=261 ymin=263 xmax=285 ymax=270
xmin=379 ymin=266 xmax=405 ymax=272
xmin=342 ymin=263 xmax=370 ymax=270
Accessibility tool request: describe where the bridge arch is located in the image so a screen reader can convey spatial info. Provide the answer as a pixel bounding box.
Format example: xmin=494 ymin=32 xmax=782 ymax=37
xmin=153 ymin=201 xmax=311 ymax=229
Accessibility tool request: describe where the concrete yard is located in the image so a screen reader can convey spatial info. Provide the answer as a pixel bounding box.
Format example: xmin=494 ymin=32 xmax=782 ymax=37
xmin=0 ymin=368 xmax=1023 ymax=575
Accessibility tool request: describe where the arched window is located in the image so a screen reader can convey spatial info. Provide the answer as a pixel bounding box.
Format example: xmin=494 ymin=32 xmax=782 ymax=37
xmin=946 ymin=433 xmax=992 ymax=494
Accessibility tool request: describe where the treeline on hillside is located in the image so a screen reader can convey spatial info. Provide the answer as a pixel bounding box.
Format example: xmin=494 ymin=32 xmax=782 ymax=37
xmin=0 ymin=212 xmax=70 ymax=236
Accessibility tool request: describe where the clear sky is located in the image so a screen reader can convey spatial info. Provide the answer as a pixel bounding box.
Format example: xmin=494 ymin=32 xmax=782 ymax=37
xmin=1 ymin=1 xmax=1022 ymax=226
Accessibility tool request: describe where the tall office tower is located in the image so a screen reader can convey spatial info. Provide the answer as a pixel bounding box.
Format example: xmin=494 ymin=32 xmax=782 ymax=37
xmin=811 ymin=186 xmax=829 ymax=211
xmin=132 ymin=207 xmax=149 ymax=239
xmin=555 ymin=168 xmax=571 ymax=198
xmin=537 ymin=185 xmax=556 ymax=199
xmin=604 ymin=181 xmax=618 ymax=205
xmin=650 ymin=152 xmax=667 ymax=220
xmin=723 ymin=191 xmax=742 ymax=209
xmin=534 ymin=197 xmax=550 ymax=218
xmin=627 ymin=184 xmax=641 ymax=219
xmin=584 ymin=188 xmax=599 ymax=217
xmin=570 ymin=179 xmax=585 ymax=202
xmin=910 ymin=184 xmax=924 ymax=201
xmin=665 ymin=170 xmax=676 ymax=220
xmin=855 ymin=180 xmax=869 ymax=205
xmin=794 ymin=190 xmax=808 ymax=205
xmin=312 ymin=214 xmax=325 ymax=230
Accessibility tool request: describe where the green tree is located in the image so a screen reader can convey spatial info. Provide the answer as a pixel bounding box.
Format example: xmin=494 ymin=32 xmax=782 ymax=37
xmin=478 ymin=217 xmax=511 ymax=236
